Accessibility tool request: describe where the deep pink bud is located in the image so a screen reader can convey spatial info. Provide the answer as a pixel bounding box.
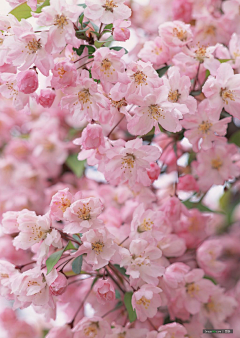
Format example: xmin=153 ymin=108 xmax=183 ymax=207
xmin=113 ymin=20 xmax=131 ymax=41
xmin=81 ymin=124 xmax=105 ymax=150
xmin=147 ymin=162 xmax=160 ymax=182
xmin=50 ymin=272 xmax=68 ymax=296
xmin=38 ymin=89 xmax=56 ymax=108
xmin=17 ymin=70 xmax=38 ymax=94
xmin=94 ymin=279 xmax=115 ymax=304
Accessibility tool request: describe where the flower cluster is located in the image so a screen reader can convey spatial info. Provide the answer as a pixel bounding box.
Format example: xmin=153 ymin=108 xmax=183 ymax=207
xmin=0 ymin=0 xmax=240 ymax=337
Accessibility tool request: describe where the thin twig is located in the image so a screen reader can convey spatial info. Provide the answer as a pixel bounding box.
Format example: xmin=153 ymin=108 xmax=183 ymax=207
xmin=107 ymin=115 xmax=125 ymax=138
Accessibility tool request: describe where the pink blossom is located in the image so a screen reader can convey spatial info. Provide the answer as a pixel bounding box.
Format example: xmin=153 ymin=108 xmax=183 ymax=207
xmin=38 ymin=89 xmax=56 ymax=108
xmin=94 ymin=278 xmax=115 ymax=304
xmin=192 ymin=139 xmax=240 ymax=191
xmin=159 ymin=21 xmax=193 ymax=47
xmin=147 ymin=162 xmax=160 ymax=182
xmin=84 ymin=0 xmax=131 ymax=24
xmin=50 ymin=272 xmax=68 ymax=296
xmin=0 ymin=260 xmax=18 ymax=299
xmin=155 ymin=323 xmax=187 ymax=338
xmin=156 ymin=233 xmax=186 ymax=257
xmin=102 ymin=138 xmax=160 ymax=188
xmin=46 ymin=325 xmax=73 ymax=338
xmin=177 ymin=174 xmax=199 ymax=192
xmin=172 ymin=0 xmax=193 ymax=23
xmin=163 ymin=263 xmax=191 ymax=289
xmin=1 ymin=209 xmax=34 ymax=234
xmin=73 ymin=227 xmax=116 ymax=269
xmin=51 ymin=59 xmax=77 ymax=89
xmin=80 ymin=124 xmax=105 ymax=150
xmin=7 ymin=0 xmax=37 ymax=11
xmin=202 ymin=63 xmax=240 ymax=118
xmin=63 ymin=197 xmax=103 ymax=234
xmin=72 ymin=316 xmax=111 ymax=337
xmin=197 ymin=239 xmax=226 ymax=277
xmin=119 ymin=238 xmax=164 ymax=286
xmin=106 ymin=326 xmax=148 ymax=338
xmin=138 ymin=37 xmax=170 ymax=68
xmin=16 ymin=70 xmax=38 ymax=94
xmin=50 ymin=188 xmax=73 ymax=221
xmin=132 ymin=284 xmax=162 ymax=322
xmin=113 ymin=20 xmax=131 ymax=41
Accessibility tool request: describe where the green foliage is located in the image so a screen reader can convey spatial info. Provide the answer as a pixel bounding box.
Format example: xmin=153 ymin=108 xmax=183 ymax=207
xmin=115 ymin=289 xmax=121 ymax=299
xmin=110 ymin=46 xmax=128 ymax=54
xmin=65 ymin=154 xmax=86 ymax=178
xmin=218 ymin=59 xmax=232 ymax=63
xmin=10 ymin=0 xmax=50 ymax=21
xmin=73 ymin=45 xmax=95 ymax=58
xmin=190 ymin=90 xmax=202 ymax=97
xmin=35 ymin=0 xmax=50 ymax=13
xmin=113 ymin=264 xmax=129 ymax=277
xmin=104 ymin=24 xmax=113 ymax=30
xmin=46 ymin=241 xmax=76 ymax=274
xmin=124 ymin=292 xmax=137 ymax=323
xmin=183 ymin=200 xmax=224 ymax=214
xmin=72 ymin=255 xmax=83 ymax=275
xmin=229 ymin=130 xmax=240 ymax=147
xmin=156 ymin=65 xmax=170 ymax=77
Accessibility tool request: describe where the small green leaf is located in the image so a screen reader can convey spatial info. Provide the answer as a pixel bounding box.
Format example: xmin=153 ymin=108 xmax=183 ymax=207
xmin=104 ymin=23 xmax=113 ymax=30
xmin=42 ymin=329 xmax=49 ymax=338
xmin=229 ymin=130 xmax=240 ymax=147
xmin=114 ymin=264 xmax=129 ymax=277
xmin=10 ymin=3 xmax=32 ymax=21
xmin=110 ymin=46 xmax=128 ymax=54
xmin=46 ymin=241 xmax=76 ymax=274
xmin=73 ymin=45 xmax=85 ymax=56
xmin=190 ymin=90 xmax=202 ymax=97
xmin=94 ymin=40 xmax=106 ymax=48
xmin=205 ymin=69 xmax=210 ymax=79
xmin=218 ymin=59 xmax=232 ymax=63
xmin=183 ymin=200 xmax=224 ymax=214
xmin=204 ymin=276 xmax=217 ymax=285
xmin=79 ymin=13 xmax=84 ymax=26
xmin=124 ymin=292 xmax=137 ymax=323
xmin=115 ymin=289 xmax=121 ymax=299
xmin=91 ymin=276 xmax=99 ymax=289
xmin=72 ymin=255 xmax=83 ymax=275
xmin=65 ymin=154 xmax=86 ymax=178
xmin=35 ymin=0 xmax=50 ymax=13
xmin=65 ymin=241 xmax=76 ymax=251
xmin=79 ymin=3 xmax=87 ymax=8
xmin=156 ymin=65 xmax=170 ymax=77
xmin=90 ymin=21 xmax=99 ymax=33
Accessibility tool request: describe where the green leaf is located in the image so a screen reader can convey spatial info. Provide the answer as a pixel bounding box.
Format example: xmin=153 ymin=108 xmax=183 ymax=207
xmin=190 ymin=90 xmax=202 ymax=97
xmin=110 ymin=46 xmax=128 ymax=54
xmin=218 ymin=59 xmax=232 ymax=63
xmin=91 ymin=276 xmax=99 ymax=289
xmin=204 ymin=275 xmax=217 ymax=285
xmin=10 ymin=3 xmax=32 ymax=21
xmin=79 ymin=3 xmax=87 ymax=8
xmin=115 ymin=289 xmax=121 ymax=299
xmin=79 ymin=13 xmax=84 ymax=26
xmin=114 ymin=264 xmax=129 ymax=277
xmin=104 ymin=23 xmax=113 ymax=30
xmin=94 ymin=40 xmax=106 ymax=48
xmin=42 ymin=329 xmax=49 ymax=338
xmin=229 ymin=130 xmax=240 ymax=147
xmin=205 ymin=69 xmax=210 ymax=79
xmin=73 ymin=45 xmax=85 ymax=56
xmin=156 ymin=65 xmax=170 ymax=77
xmin=90 ymin=21 xmax=99 ymax=33
xmin=124 ymin=292 xmax=137 ymax=323
xmin=46 ymin=241 xmax=76 ymax=274
xmin=35 ymin=0 xmax=50 ymax=13
xmin=183 ymin=200 xmax=224 ymax=214
xmin=65 ymin=154 xmax=86 ymax=178
xmin=72 ymin=255 xmax=83 ymax=275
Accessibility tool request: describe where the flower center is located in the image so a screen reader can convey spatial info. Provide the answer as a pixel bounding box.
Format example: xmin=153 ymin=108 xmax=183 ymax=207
xmin=205 ymin=25 xmax=216 ymax=36
xmin=54 ymin=14 xmax=68 ymax=29
xmin=77 ymin=204 xmax=91 ymax=220
xmin=173 ymin=27 xmax=188 ymax=41
xmin=132 ymin=71 xmax=148 ymax=86
xmin=198 ymin=120 xmax=212 ymax=133
xmin=92 ymin=241 xmax=104 ymax=254
xmin=58 ymin=66 xmax=67 ymax=78
xmin=136 ymin=296 xmax=151 ymax=309
xmin=59 ymin=197 xmax=71 ymax=212
xmin=205 ymin=299 xmax=220 ymax=313
xmin=26 ymin=39 xmax=42 ymax=54
xmin=101 ymin=58 xmax=112 ymax=72
xmin=137 ymin=218 xmax=153 ymax=232
xmin=220 ymin=88 xmax=235 ymax=104
xmin=194 ymin=45 xmax=207 ymax=62
xmin=42 ymin=140 xmax=55 ymax=152
xmin=102 ymin=0 xmax=117 ymax=12
xmin=151 ymin=46 xmax=162 ymax=55
xmin=186 ymin=282 xmax=200 ymax=297
xmin=211 ymin=158 xmax=222 ymax=170
xmin=118 ymin=333 xmax=126 ymax=338
xmin=110 ymin=98 xmax=127 ymax=110
xmin=148 ymin=104 xmax=164 ymax=120
xmin=0 ymin=273 xmax=9 ymax=279
xmin=78 ymin=89 xmax=91 ymax=104
xmin=121 ymin=153 xmax=135 ymax=172
xmin=168 ymin=89 xmax=181 ymax=103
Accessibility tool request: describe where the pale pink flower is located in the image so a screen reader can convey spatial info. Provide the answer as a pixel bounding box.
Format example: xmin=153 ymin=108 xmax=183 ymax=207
xmin=94 ymin=278 xmax=115 ymax=304
xmin=51 ymin=59 xmax=77 ymax=89
xmin=50 ymin=188 xmax=73 ymax=221
xmin=61 ymin=70 xmax=109 ymax=122
xmin=0 ymin=260 xmax=18 ymax=299
xmin=132 ymin=284 xmax=162 ymax=322
xmin=127 ymin=87 xmax=182 ymax=136
xmin=72 ymin=316 xmax=111 ymax=337
xmin=163 ymin=66 xmax=197 ymax=115
xmin=119 ymin=238 xmax=164 ymax=286
xmin=202 ymin=63 xmax=240 ymax=118
xmin=192 ymin=139 xmax=240 ymax=191
xmin=163 ymin=263 xmax=191 ymax=289
xmin=156 ymin=233 xmax=186 ymax=257
xmin=113 ymin=19 xmax=131 ymax=41
xmin=63 ymin=197 xmax=103 ymax=234
xmin=17 ymin=69 xmax=38 ymax=94
xmin=159 ymin=21 xmax=193 ymax=47
xmin=172 ymin=0 xmax=193 ymax=23
xmin=80 ymin=124 xmax=105 ymax=150
xmin=177 ymin=174 xmax=199 ymax=192
xmin=46 ymin=325 xmax=73 ymax=338
xmin=156 ymin=323 xmax=187 ymax=338
xmin=229 ymin=33 xmax=240 ymax=71
xmin=197 ymin=239 xmax=226 ymax=277
xmin=73 ymin=227 xmax=116 ymax=269
xmin=35 ymin=0 xmax=82 ymax=53
xmin=1 ymin=209 xmax=34 ymax=234
xmin=84 ymin=0 xmax=131 ymax=24
xmin=50 ymin=272 xmax=68 ymax=296
xmin=106 ymin=326 xmax=148 ymax=338
xmin=38 ymin=89 xmax=56 ymax=108
xmin=182 ymin=100 xmax=231 ymax=151
xmin=5 ymin=20 xmax=53 ymax=76
xmin=102 ymin=138 xmax=160 ymax=188
xmin=7 ymin=0 xmax=37 ymax=11
xmin=138 ymin=37 xmax=170 ymax=68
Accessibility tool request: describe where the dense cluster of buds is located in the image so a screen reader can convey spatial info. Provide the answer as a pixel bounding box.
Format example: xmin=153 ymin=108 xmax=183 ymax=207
xmin=0 ymin=0 xmax=240 ymax=337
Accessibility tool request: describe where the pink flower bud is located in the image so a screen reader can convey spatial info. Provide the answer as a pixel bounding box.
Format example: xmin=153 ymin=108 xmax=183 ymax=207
xmin=81 ymin=124 xmax=105 ymax=150
xmin=38 ymin=89 xmax=56 ymax=108
xmin=94 ymin=279 xmax=115 ymax=304
xmin=113 ymin=20 xmax=131 ymax=41
xmin=178 ymin=174 xmax=199 ymax=192
xmin=50 ymin=272 xmax=68 ymax=296
xmin=147 ymin=162 xmax=160 ymax=182
xmin=17 ymin=70 xmax=38 ymax=94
